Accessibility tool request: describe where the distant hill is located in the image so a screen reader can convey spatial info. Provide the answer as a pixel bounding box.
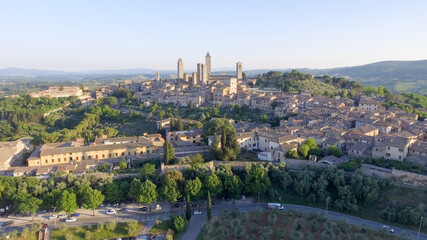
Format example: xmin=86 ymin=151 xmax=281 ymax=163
xmin=313 ymin=60 xmax=427 ymax=95
xmin=2 ymin=59 xmax=427 ymax=93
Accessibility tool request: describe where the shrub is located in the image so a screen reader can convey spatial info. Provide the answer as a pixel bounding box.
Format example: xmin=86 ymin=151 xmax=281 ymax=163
xmin=84 ymin=231 xmax=91 ymax=240
xmin=293 ymin=218 xmax=306 ymax=231
xmin=172 ymin=215 xmax=186 ymax=233
xmin=289 ymin=230 xmax=303 ymax=240
xmin=309 ymin=219 xmax=319 ymax=233
xmin=127 ymin=219 xmax=140 ymax=235
xmin=267 ymin=212 xmax=278 ymax=225
xmin=97 ymin=222 xmax=104 ymax=232
xmin=61 ymin=223 xmax=68 ymax=231
xmin=65 ymin=233 xmax=73 ymax=240
xmin=106 ymin=221 xmax=117 ymax=231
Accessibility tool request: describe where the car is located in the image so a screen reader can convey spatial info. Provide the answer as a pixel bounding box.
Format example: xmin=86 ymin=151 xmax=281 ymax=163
xmin=139 ymin=207 xmax=148 ymax=212
xmin=118 ymin=208 xmax=127 ymax=213
xmin=42 ymin=224 xmax=48 ymax=228
xmin=172 ymin=203 xmax=181 ymax=208
xmin=193 ymin=210 xmax=202 ymax=215
xmin=382 ymin=225 xmax=395 ymax=233
xmin=278 ymin=205 xmax=285 ymax=210
xmin=2 ymin=221 xmax=14 ymax=226
xmin=241 ymin=195 xmax=246 ymax=200
xmin=58 ymin=214 xmax=67 ymax=219
xmin=106 ymin=209 xmax=116 ymax=215
xmin=70 ymin=213 xmax=80 ymax=217
xmin=48 ymin=214 xmax=58 ymax=219
xmin=65 ymin=217 xmax=77 ymax=223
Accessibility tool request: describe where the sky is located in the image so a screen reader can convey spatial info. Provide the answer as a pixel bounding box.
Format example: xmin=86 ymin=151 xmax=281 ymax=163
xmin=1 ymin=0 xmax=427 ymax=71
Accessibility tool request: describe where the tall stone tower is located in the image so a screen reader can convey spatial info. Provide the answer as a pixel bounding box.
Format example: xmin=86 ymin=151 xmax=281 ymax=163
xmin=183 ymin=73 xmax=189 ymax=82
xmin=205 ymin=52 xmax=211 ymax=77
xmin=192 ymin=72 xmax=198 ymax=87
xmin=236 ymin=62 xmax=243 ymax=80
xmin=177 ymin=58 xmax=184 ymax=79
xmin=155 ymin=72 xmax=160 ymax=81
xmin=197 ymin=63 xmax=208 ymax=84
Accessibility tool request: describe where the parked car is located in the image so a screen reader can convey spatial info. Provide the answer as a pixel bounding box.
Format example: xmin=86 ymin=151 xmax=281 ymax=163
xmin=278 ymin=205 xmax=285 ymax=210
xmin=2 ymin=221 xmax=14 ymax=226
xmin=58 ymin=214 xmax=67 ymax=219
xmin=193 ymin=210 xmax=202 ymax=215
xmin=48 ymin=214 xmax=58 ymax=219
xmin=382 ymin=225 xmax=395 ymax=233
xmin=42 ymin=224 xmax=48 ymax=228
xmin=70 ymin=213 xmax=80 ymax=217
xmin=65 ymin=217 xmax=77 ymax=223
xmin=106 ymin=209 xmax=116 ymax=215
xmin=139 ymin=207 xmax=148 ymax=212
xmin=172 ymin=203 xmax=181 ymax=208
xmin=118 ymin=208 xmax=127 ymax=213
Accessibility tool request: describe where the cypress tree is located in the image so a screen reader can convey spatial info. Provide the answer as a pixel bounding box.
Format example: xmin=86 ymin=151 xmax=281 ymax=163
xmin=185 ymin=194 xmax=191 ymax=221
xmin=221 ymin=128 xmax=227 ymax=151
xmin=207 ymin=190 xmax=212 ymax=220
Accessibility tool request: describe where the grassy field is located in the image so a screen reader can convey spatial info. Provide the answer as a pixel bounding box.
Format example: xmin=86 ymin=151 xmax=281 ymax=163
xmin=197 ymin=209 xmax=400 ymax=240
xmin=50 ymin=222 xmax=142 ymax=240
xmin=99 ymin=118 xmax=157 ymax=136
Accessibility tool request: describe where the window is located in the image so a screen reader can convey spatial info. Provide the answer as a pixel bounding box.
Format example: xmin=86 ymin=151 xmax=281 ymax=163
xmin=58 ymin=158 xmax=61 ymax=162
xmin=134 ymin=151 xmax=136 ymax=155
xmin=147 ymin=150 xmax=150 ymax=153
xmin=45 ymin=160 xmax=48 ymax=163
xmin=51 ymin=159 xmax=54 ymax=163
xmin=70 ymin=157 xmax=72 ymax=161
xmin=122 ymin=153 xmax=124 ymax=156
xmin=140 ymin=151 xmax=143 ymax=154
xmin=128 ymin=152 xmax=131 ymax=156
xmin=399 ymin=149 xmax=403 ymax=152
xmin=115 ymin=153 xmax=118 ymax=157
xmin=89 ymin=156 xmax=92 ymax=159
xmin=70 ymin=153 xmax=72 ymax=155
xmin=64 ymin=158 xmax=66 ymax=161
xmin=96 ymin=155 xmax=98 ymax=159
xmin=76 ymin=157 xmax=79 ymax=160
xmin=109 ymin=154 xmax=112 ymax=157
xmin=102 ymin=154 xmax=105 ymax=158
xmin=82 ymin=156 xmax=85 ymax=160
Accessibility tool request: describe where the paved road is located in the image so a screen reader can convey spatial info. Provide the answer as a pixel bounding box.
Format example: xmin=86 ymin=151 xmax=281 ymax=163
xmin=180 ymin=203 xmax=427 ymax=240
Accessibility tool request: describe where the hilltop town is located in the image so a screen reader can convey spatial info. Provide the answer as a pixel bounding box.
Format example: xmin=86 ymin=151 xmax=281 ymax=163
xmin=0 ymin=53 xmax=426 ymax=240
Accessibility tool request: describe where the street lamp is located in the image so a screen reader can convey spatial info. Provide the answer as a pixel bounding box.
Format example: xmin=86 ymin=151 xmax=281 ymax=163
xmin=326 ymin=197 xmax=331 ymax=215
xmin=417 ymin=216 xmax=424 ymax=240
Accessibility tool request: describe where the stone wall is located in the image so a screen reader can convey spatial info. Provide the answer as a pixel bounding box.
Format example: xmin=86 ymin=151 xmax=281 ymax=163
xmin=160 ymin=161 xmax=214 ymax=175
xmin=360 ymin=164 xmax=427 ymax=187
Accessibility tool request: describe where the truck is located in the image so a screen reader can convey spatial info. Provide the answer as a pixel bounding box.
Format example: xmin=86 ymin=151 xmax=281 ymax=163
xmin=267 ymin=203 xmax=282 ymax=210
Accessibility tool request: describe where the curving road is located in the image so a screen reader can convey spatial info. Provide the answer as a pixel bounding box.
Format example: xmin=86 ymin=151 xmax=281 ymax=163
xmin=180 ymin=203 xmax=427 ymax=240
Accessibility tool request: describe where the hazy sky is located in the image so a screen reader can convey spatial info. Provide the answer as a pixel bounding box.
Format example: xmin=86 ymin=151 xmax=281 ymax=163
xmin=1 ymin=0 xmax=427 ymax=71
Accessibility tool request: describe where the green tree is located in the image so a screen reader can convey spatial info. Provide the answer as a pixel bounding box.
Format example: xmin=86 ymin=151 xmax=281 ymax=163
xmin=141 ymin=163 xmax=156 ymax=178
xmin=206 ymin=173 xmax=222 ymax=197
xmin=129 ymin=178 xmax=142 ymax=201
xmin=106 ymin=221 xmax=117 ymax=231
xmin=185 ymin=194 xmax=191 ymax=220
xmin=327 ymin=146 xmax=343 ymax=158
xmin=177 ymin=117 xmax=184 ymax=131
xmin=118 ymin=157 xmax=127 ymax=169
xmin=223 ymin=175 xmax=243 ymax=199
xmin=104 ymin=183 xmax=122 ymax=203
xmin=163 ymin=138 xmax=176 ymax=165
xmin=161 ymin=178 xmax=181 ymax=203
xmin=82 ymin=187 xmax=105 ymax=216
xmin=207 ymin=190 xmax=212 ymax=220
xmin=14 ymin=193 xmax=42 ymax=221
xmin=286 ymin=149 xmax=299 ymax=159
xmin=245 ymin=165 xmax=271 ymax=194
xmin=298 ymin=145 xmax=310 ymax=158
xmin=57 ymin=190 xmax=77 ymax=215
xmin=172 ymin=215 xmax=186 ymax=232
xmin=138 ymin=180 xmax=158 ymax=206
xmin=185 ymin=177 xmax=202 ymax=199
